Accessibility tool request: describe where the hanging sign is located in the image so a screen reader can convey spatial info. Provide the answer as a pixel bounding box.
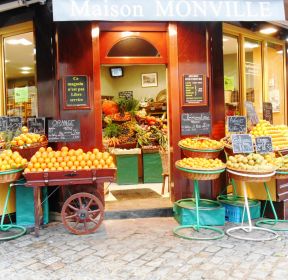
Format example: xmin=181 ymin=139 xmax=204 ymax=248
xmin=245 ymin=101 xmax=259 ymax=125
xmin=231 ymin=134 xmax=254 ymax=154
xmin=52 ymin=0 xmax=285 ymax=22
xmin=255 ymin=136 xmax=273 ymax=154
xmin=227 ymin=116 xmax=246 ymax=133
xmin=183 ymin=75 xmax=207 ymax=106
xmin=181 ymin=112 xmax=211 ymax=135
xmin=48 ymin=120 xmax=81 ymax=142
xmin=7 ymin=117 xmax=22 ymax=132
xmin=0 ymin=117 xmax=8 ymax=132
xmin=263 ymin=102 xmax=273 ymax=124
xmin=27 ymin=118 xmax=46 ymax=134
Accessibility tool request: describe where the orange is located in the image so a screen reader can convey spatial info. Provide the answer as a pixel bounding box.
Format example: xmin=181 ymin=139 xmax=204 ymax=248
xmin=64 ymin=156 xmax=70 ymax=162
xmin=83 ymin=166 xmax=89 ymax=170
xmin=80 ymin=160 xmax=86 ymax=167
xmin=71 ymin=166 xmax=76 ymax=170
xmin=31 ymin=168 xmax=37 ymax=172
xmin=75 ymin=149 xmax=83 ymax=156
xmin=38 ymin=168 xmax=44 ymax=172
xmin=70 ymin=155 xmax=76 ymax=162
xmin=31 ymin=156 xmax=37 ymax=163
xmin=50 ymin=167 xmax=56 ymax=171
xmin=44 ymin=168 xmax=49 ymax=172
xmin=51 ymin=157 xmax=56 ymax=163
xmin=35 ymin=151 xmax=41 ymax=158
xmin=34 ymin=162 xmax=40 ymax=169
xmin=103 ymin=164 xmax=108 ymax=168
xmin=47 ymin=162 xmax=53 ymax=169
xmin=41 ymin=163 xmax=47 ymax=169
xmin=74 ymin=160 xmax=80 ymax=167
xmin=56 ymin=156 xmax=63 ymax=163
xmin=39 ymin=147 xmax=46 ymax=153
xmin=55 ymin=151 xmax=61 ymax=157
xmin=48 ymin=151 xmax=55 ymax=158
xmin=77 ymin=166 xmax=83 ymax=170
xmin=24 ymin=168 xmax=30 ymax=173
xmin=45 ymin=158 xmax=50 ymax=164
xmin=38 ymin=157 xmax=44 ymax=164
xmin=63 ymin=166 xmax=69 ymax=170
xmin=67 ymin=161 xmax=73 ymax=168
xmin=83 ymin=154 xmax=90 ymax=161
xmin=54 ymin=162 xmax=60 ymax=168
xmin=89 ymin=154 xmax=96 ymax=161
xmin=96 ymin=153 xmax=102 ymax=160
xmin=27 ymin=162 xmax=33 ymax=169
xmin=93 ymin=159 xmax=99 ymax=166
xmin=57 ymin=167 xmax=64 ymax=171
xmin=61 ymin=151 xmax=68 ymax=157
xmin=68 ymin=149 xmax=75 ymax=156
xmin=17 ymin=140 xmax=24 ymax=146
xmin=86 ymin=160 xmax=92 ymax=167
xmin=46 ymin=147 xmax=53 ymax=152
xmin=93 ymin=148 xmax=99 ymax=154
xmin=99 ymin=159 xmax=105 ymax=165
xmin=102 ymin=152 xmax=110 ymax=160
xmin=61 ymin=146 xmax=69 ymax=152
xmin=41 ymin=151 xmax=48 ymax=158
xmin=77 ymin=155 xmax=83 ymax=162
xmin=60 ymin=162 xmax=66 ymax=168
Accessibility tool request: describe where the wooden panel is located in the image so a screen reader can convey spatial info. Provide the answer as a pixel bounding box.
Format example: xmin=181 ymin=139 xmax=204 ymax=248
xmin=100 ymin=22 xmax=168 ymax=32
xmin=277 ymin=179 xmax=288 ymax=201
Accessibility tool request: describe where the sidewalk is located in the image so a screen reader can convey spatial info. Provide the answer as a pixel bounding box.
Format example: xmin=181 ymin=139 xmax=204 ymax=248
xmin=1 ymin=217 xmax=288 ymax=280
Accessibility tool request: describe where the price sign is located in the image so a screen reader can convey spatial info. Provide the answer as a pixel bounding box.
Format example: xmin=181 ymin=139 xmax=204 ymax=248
xmin=0 ymin=117 xmax=8 ymax=132
xmin=48 ymin=119 xmax=80 ymax=142
xmin=255 ymin=136 xmax=273 ymax=154
xmin=231 ymin=134 xmax=254 ymax=154
xmin=118 ymin=91 xmax=133 ymax=100
xmin=227 ymin=116 xmax=247 ymax=133
xmin=181 ymin=112 xmax=211 ymax=136
xmin=245 ymin=101 xmax=259 ymax=125
xmin=27 ymin=117 xmax=45 ymax=134
xmin=263 ymin=102 xmax=273 ymax=124
xmin=7 ymin=117 xmax=22 ymax=132
xmin=183 ymin=75 xmax=207 ymax=106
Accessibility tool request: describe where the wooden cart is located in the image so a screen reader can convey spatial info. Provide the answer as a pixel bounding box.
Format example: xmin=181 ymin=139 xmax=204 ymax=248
xmin=24 ymin=168 xmax=116 ymax=237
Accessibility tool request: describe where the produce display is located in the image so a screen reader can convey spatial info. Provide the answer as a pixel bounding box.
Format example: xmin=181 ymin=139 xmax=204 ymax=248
xmin=24 ymin=147 xmax=115 ymax=173
xmin=179 ymin=137 xmax=223 ymax=150
xmin=0 ymin=150 xmax=27 ymax=171
xmin=176 ymin=157 xmax=225 ymax=170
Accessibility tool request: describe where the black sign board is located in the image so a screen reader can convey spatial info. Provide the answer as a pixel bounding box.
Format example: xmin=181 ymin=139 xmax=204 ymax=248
xmin=48 ymin=120 xmax=81 ymax=142
xmin=263 ymin=102 xmax=273 ymax=124
xmin=181 ymin=112 xmax=211 ymax=136
xmin=64 ymin=75 xmax=89 ymax=109
xmin=183 ymin=75 xmax=207 ymax=106
xmin=231 ymin=134 xmax=254 ymax=154
xmin=7 ymin=117 xmax=22 ymax=132
xmin=245 ymin=101 xmax=259 ymax=125
xmin=228 ymin=116 xmax=247 ymax=133
xmin=118 ymin=91 xmax=133 ymax=100
xmin=0 ymin=116 xmax=8 ymax=132
xmin=27 ymin=117 xmax=45 ymax=134
xmin=255 ymin=136 xmax=273 ymax=154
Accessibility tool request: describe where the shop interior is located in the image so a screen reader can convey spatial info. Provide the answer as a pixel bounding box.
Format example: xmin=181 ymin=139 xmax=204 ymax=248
xmin=100 ymin=64 xmax=171 ymax=211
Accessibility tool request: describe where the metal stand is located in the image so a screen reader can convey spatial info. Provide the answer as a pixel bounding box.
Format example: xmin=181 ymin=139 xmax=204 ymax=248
xmin=226 ymin=181 xmax=278 ymax=241
xmin=0 ymin=181 xmax=26 ymax=241
xmin=173 ymin=180 xmax=224 ymax=240
xmin=255 ymin=182 xmax=288 ymax=231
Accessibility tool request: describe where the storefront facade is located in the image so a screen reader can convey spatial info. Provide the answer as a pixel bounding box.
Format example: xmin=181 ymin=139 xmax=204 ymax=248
xmin=0 ymin=0 xmax=288 ymax=215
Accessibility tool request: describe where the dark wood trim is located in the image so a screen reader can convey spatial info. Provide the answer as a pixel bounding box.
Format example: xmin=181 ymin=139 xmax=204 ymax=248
xmin=99 ymin=22 xmax=168 ymax=32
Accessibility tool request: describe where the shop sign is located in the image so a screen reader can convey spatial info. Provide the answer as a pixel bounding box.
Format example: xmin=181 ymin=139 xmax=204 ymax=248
xmin=52 ymin=0 xmax=285 ymax=22
xmin=227 ymin=116 xmax=246 ymax=133
xmin=263 ymin=102 xmax=273 ymax=124
xmin=119 ymin=91 xmax=133 ymax=99
xmin=0 ymin=116 xmax=8 ymax=132
xmin=63 ymin=75 xmax=90 ymax=110
xmin=245 ymin=101 xmax=259 ymax=125
xmin=7 ymin=117 xmax=22 ymax=132
xmin=48 ymin=119 xmax=81 ymax=142
xmin=14 ymin=87 xmax=29 ymax=103
xmin=183 ymin=75 xmax=207 ymax=106
xmin=181 ymin=112 xmax=211 ymax=136
xmin=231 ymin=134 xmax=254 ymax=154
xmin=27 ymin=117 xmax=46 ymax=134
xmin=255 ymin=136 xmax=273 ymax=154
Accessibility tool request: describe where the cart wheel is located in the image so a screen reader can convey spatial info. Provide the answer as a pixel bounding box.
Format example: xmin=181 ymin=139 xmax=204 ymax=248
xmin=61 ymin=192 xmax=104 ymax=235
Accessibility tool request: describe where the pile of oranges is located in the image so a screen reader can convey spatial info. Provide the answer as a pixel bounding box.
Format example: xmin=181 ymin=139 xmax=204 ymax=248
xmin=11 ymin=126 xmax=47 ymax=147
xmin=0 ymin=150 xmax=27 ymax=171
xmin=24 ymin=146 xmax=115 ymax=173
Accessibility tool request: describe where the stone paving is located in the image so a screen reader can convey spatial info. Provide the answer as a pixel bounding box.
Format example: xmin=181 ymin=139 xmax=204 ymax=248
xmin=1 ymin=217 xmax=288 ymax=280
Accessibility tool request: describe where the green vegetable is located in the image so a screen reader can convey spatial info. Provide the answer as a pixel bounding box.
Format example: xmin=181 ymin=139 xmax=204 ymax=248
xmin=103 ymin=123 xmax=122 ymax=138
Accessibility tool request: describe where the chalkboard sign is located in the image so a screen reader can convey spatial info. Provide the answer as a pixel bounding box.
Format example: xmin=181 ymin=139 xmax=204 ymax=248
xmin=181 ymin=112 xmax=211 ymax=136
xmin=245 ymin=101 xmax=259 ymax=125
xmin=8 ymin=117 xmax=22 ymax=132
xmin=63 ymin=75 xmax=90 ymax=110
xmin=255 ymin=136 xmax=273 ymax=154
xmin=118 ymin=91 xmax=133 ymax=100
xmin=263 ymin=102 xmax=273 ymax=124
xmin=183 ymin=74 xmax=207 ymax=106
xmin=227 ymin=116 xmax=247 ymax=133
xmin=48 ymin=120 xmax=81 ymax=142
xmin=231 ymin=134 xmax=254 ymax=154
xmin=0 ymin=117 xmax=8 ymax=132
xmin=27 ymin=117 xmax=45 ymax=134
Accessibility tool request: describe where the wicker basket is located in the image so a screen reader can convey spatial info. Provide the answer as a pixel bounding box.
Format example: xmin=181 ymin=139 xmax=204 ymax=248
xmin=0 ymin=168 xmax=23 ymax=183
xmin=274 ymin=169 xmax=288 ymax=180
xmin=227 ymin=167 xmax=275 ymax=183
xmin=11 ymin=141 xmax=48 ymax=161
xmin=159 ymin=151 xmax=169 ymax=174
xmin=179 ymin=145 xmax=223 ymax=159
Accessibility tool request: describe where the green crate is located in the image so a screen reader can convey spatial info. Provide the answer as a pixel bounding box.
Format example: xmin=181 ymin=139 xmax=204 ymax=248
xmin=116 ymin=154 xmax=139 ymax=185
xmin=143 ymin=152 xmax=163 ymax=183
xmin=173 ymin=198 xmax=225 ymax=226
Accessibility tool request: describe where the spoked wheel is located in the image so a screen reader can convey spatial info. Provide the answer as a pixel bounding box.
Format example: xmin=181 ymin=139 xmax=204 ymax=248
xmin=61 ymin=192 xmax=104 ymax=235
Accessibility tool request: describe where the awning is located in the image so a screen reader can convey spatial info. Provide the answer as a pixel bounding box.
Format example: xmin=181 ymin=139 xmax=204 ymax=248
xmin=52 ymin=0 xmax=286 ymax=22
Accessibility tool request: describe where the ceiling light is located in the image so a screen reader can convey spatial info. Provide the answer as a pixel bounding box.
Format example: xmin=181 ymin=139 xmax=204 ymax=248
xmin=277 ymin=50 xmax=283 ymax=54
xmin=21 ymin=71 xmax=30 ymax=74
xmin=6 ymin=38 xmax=32 ymax=46
xmin=5 ymin=59 xmax=10 ymax=63
xmin=33 ymin=48 xmax=36 ymax=55
xmin=20 ymin=66 xmax=32 ymax=71
xmin=244 ymin=42 xmax=259 ymax=49
xmin=259 ymin=27 xmax=278 ymax=35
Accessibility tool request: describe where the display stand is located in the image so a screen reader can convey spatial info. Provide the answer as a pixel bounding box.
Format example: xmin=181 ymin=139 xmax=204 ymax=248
xmin=226 ymin=169 xmax=278 ymax=241
xmin=173 ymin=167 xmax=225 ymax=240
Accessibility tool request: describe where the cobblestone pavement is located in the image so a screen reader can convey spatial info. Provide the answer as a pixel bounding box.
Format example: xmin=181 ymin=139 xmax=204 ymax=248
xmin=1 ymin=217 xmax=288 ymax=280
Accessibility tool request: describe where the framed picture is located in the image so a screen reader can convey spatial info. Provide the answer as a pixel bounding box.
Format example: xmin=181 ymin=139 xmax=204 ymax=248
xmin=141 ymin=73 xmax=158 ymax=87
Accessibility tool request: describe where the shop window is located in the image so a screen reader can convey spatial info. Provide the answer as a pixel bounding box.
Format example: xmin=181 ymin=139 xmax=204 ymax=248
xmin=266 ymin=42 xmax=285 ymax=124
xmin=108 ymin=37 xmax=159 ymax=57
xmin=223 ymin=35 xmax=240 ymax=116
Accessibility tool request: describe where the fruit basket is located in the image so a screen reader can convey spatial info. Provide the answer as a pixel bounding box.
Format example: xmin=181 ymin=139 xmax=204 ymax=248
xmin=227 ymin=167 xmax=276 ymax=182
xmin=274 ymin=168 xmax=288 ymax=180
xmin=0 ymin=168 xmax=23 ymax=184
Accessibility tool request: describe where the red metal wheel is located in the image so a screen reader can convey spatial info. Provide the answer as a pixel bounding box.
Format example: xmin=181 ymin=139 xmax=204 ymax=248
xmin=61 ymin=192 xmax=104 ymax=235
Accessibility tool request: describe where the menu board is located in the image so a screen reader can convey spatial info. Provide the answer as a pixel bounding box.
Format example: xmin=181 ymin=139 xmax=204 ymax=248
xmin=231 ymin=134 xmax=254 ymax=154
xmin=183 ymin=75 xmax=207 ymax=106
xmin=63 ymin=75 xmax=89 ymax=109
xmin=0 ymin=117 xmax=8 ymax=132
xmin=255 ymin=136 xmax=273 ymax=154
xmin=48 ymin=120 xmax=80 ymax=142
xmin=245 ymin=101 xmax=259 ymax=125
xmin=227 ymin=116 xmax=247 ymax=133
xmin=181 ymin=112 xmax=211 ymax=136
xmin=27 ymin=117 xmax=45 ymax=134
xmin=119 ymin=91 xmax=133 ymax=100
xmin=7 ymin=117 xmax=22 ymax=132
xmin=263 ymin=102 xmax=273 ymax=124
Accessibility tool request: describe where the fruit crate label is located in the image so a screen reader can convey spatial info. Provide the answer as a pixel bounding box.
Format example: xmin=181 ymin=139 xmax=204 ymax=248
xmin=227 ymin=116 xmax=247 ymax=133
xmin=118 ymin=91 xmax=133 ymax=100
xmin=181 ymin=112 xmax=211 ymax=136
xmin=263 ymin=102 xmax=273 ymax=124
xmin=231 ymin=134 xmax=254 ymax=154
xmin=0 ymin=116 xmax=8 ymax=132
xmin=7 ymin=117 xmax=22 ymax=132
xmin=255 ymin=136 xmax=273 ymax=154
xmin=27 ymin=117 xmax=45 ymax=134
xmin=48 ymin=119 xmax=81 ymax=142
xmin=245 ymin=101 xmax=259 ymax=125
